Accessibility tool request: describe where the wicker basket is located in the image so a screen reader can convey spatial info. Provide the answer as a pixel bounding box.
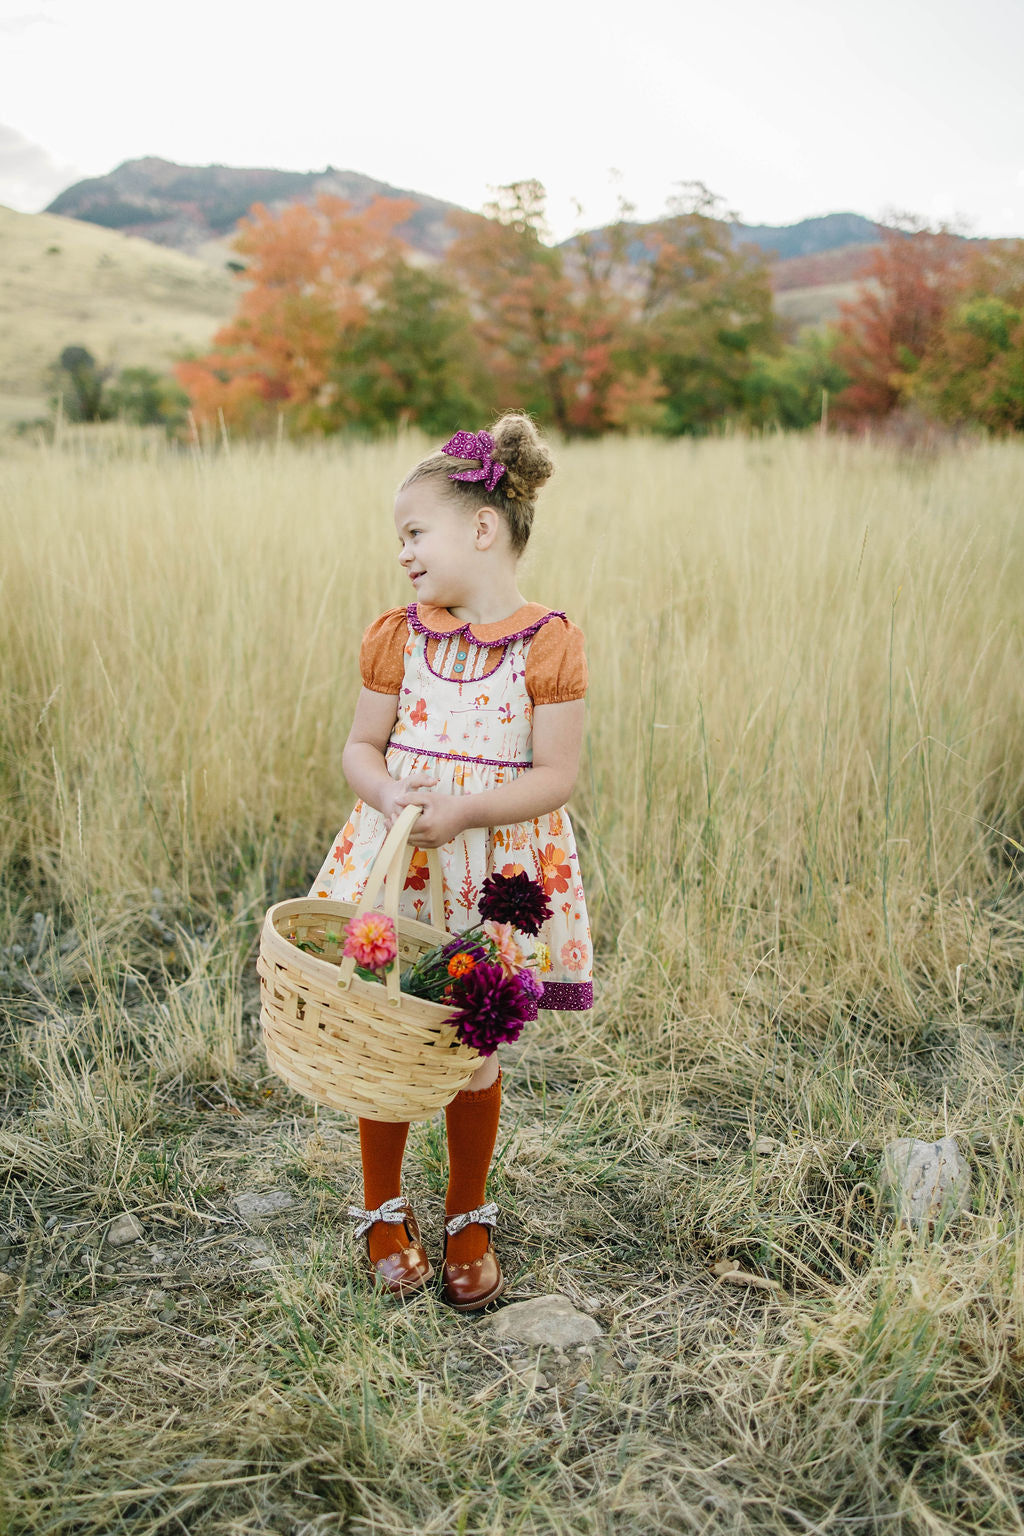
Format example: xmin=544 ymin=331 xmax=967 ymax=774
xmin=258 ymin=805 xmax=483 ymax=1122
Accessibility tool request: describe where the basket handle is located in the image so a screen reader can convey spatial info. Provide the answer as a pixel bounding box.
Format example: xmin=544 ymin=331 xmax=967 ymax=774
xmin=338 ymin=804 xmax=446 ymax=1005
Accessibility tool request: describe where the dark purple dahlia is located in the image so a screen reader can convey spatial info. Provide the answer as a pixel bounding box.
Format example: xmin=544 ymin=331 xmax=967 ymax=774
xmin=477 ymin=871 xmax=552 ymax=937
xmin=448 ymin=961 xmax=532 ymax=1055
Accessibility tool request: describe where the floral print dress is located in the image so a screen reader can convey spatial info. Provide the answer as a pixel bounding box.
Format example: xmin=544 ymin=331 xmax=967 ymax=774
xmin=311 ymin=602 xmax=593 ymax=1012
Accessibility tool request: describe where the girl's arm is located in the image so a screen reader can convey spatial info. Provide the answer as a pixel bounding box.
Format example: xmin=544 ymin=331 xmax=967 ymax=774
xmin=342 ymin=688 xmax=438 ymax=818
xmin=391 ymin=699 xmax=586 ymax=849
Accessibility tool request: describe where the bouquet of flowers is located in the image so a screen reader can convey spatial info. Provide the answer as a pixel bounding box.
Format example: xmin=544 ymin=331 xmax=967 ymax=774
xmin=340 ymin=871 xmax=552 ymax=1056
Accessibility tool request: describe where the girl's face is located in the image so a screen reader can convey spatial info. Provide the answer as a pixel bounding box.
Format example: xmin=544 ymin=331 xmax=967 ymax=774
xmin=394 ymin=483 xmax=479 ymax=609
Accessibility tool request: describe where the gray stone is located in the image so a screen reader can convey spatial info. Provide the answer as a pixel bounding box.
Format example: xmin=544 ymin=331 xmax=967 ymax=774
xmin=508 ymin=1356 xmax=549 ymax=1391
xmin=882 ymin=1136 xmax=971 ymax=1229
xmin=232 ymin=1191 xmax=294 ymax=1220
xmin=104 ymin=1214 xmax=144 ymax=1248
xmin=489 ymin=1295 xmax=605 ymax=1348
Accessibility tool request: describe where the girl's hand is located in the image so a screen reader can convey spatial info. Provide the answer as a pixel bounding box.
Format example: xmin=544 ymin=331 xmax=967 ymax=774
xmin=391 ymin=788 xmax=467 ymax=849
xmin=381 ymin=772 xmax=437 ymax=826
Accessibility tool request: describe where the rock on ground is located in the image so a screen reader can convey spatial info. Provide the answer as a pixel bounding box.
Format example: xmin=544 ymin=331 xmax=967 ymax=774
xmin=882 ymin=1136 xmax=971 ymax=1229
xmin=489 ymin=1295 xmax=604 ymax=1348
xmin=232 ymin=1191 xmax=294 ymax=1220
xmin=104 ymin=1214 xmax=144 ymax=1247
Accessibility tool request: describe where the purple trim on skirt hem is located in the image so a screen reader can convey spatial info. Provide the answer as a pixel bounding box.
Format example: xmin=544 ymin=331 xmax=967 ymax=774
xmin=522 ymin=980 xmax=593 ymax=1018
xmin=388 ymin=741 xmax=532 ymax=770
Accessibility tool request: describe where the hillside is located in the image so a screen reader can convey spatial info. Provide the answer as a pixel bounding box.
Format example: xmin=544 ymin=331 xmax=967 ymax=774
xmin=0 ymin=203 xmax=236 ymax=425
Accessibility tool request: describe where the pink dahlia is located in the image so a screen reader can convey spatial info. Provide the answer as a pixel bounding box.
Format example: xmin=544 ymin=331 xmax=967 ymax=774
xmin=342 ymin=912 xmax=398 ymax=973
xmin=482 ymin=920 xmax=527 ymax=976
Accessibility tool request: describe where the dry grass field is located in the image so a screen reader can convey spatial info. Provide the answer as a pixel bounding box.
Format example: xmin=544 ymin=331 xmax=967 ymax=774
xmin=1 ymin=426 xmax=1023 ymax=1535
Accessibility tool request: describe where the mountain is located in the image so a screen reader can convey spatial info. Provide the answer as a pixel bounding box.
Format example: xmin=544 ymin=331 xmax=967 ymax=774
xmin=732 ymin=211 xmax=882 ymax=260
xmin=48 ymin=158 xmax=889 ymax=274
xmin=45 ymin=156 xmax=463 ymax=264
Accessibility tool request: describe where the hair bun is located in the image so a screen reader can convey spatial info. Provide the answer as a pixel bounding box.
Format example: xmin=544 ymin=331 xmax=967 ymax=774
xmin=490 ymin=412 xmax=553 ymax=501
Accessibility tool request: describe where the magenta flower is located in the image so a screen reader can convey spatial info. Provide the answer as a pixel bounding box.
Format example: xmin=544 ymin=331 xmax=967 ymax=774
xmin=478 ymin=871 xmax=552 ymax=937
xmin=342 ymin=912 xmax=398 ymax=973
xmin=448 ymin=961 xmax=532 ymax=1055
xmin=519 ymin=967 xmax=544 ymax=1004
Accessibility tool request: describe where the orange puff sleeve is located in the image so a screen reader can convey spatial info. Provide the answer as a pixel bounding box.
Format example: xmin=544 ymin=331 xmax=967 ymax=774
xmin=358 ymin=607 xmax=408 ymax=694
xmin=524 ymin=615 xmax=588 ymax=704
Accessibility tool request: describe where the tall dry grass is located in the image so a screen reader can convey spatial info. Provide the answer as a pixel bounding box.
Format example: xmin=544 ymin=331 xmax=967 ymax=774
xmin=1 ymin=426 xmax=1022 ymax=1534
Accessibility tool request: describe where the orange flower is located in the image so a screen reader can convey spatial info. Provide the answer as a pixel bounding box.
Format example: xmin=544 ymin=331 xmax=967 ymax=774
xmin=447 ymin=952 xmax=477 ymax=978
xmin=538 ymin=843 xmax=571 ymax=896
xmin=499 ymin=861 xmax=527 ymax=878
xmin=409 ymin=698 xmax=428 ymax=727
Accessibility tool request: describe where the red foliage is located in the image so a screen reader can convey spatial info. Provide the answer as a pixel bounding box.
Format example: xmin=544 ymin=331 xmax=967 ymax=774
xmin=833 ymin=226 xmax=970 ymax=423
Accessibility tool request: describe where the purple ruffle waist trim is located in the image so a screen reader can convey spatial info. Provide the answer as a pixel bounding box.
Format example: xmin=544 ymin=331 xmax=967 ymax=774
xmin=522 ymin=980 xmax=593 ymax=1017
xmin=407 ymin=604 xmax=566 ymax=645
xmin=388 ymin=741 xmax=532 ymax=770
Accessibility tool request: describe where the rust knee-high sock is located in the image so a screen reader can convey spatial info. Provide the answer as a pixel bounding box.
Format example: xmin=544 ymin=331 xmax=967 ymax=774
xmin=358 ymin=1118 xmax=410 ymax=1264
xmin=444 ymin=1071 xmax=502 ymax=1266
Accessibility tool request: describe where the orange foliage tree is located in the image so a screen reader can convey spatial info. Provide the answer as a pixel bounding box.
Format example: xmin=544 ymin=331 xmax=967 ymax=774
xmin=832 ymin=221 xmax=969 ymax=424
xmin=175 ymin=193 xmax=412 ymax=435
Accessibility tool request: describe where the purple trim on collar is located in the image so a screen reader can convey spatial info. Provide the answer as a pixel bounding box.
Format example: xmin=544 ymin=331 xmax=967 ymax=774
xmin=521 ymin=980 xmax=593 ymax=1018
xmin=407 ymin=604 xmax=567 ymax=645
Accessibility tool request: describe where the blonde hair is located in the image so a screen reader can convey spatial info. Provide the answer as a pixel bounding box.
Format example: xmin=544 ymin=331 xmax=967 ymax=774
xmin=401 ymin=412 xmax=554 ymax=556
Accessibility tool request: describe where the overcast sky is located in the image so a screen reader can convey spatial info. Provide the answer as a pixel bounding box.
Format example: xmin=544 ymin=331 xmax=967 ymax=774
xmin=2 ymin=0 xmax=1023 ymax=242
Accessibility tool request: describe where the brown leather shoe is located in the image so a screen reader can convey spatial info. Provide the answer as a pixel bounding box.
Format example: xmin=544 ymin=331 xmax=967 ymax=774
xmin=349 ymin=1196 xmax=433 ymax=1297
xmin=441 ymin=1203 xmax=505 ymax=1312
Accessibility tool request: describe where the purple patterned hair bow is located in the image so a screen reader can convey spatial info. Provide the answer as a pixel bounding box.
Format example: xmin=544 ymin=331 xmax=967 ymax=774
xmin=442 ymin=429 xmax=506 ymax=494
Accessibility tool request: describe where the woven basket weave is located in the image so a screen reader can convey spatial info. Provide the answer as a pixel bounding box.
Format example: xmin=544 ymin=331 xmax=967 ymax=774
xmin=258 ymin=806 xmax=483 ymax=1122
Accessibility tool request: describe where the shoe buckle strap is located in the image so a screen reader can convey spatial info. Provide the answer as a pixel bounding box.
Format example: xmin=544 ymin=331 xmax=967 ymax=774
xmin=444 ymin=1202 xmax=498 ymax=1237
xmin=348 ymin=1195 xmax=410 ymax=1240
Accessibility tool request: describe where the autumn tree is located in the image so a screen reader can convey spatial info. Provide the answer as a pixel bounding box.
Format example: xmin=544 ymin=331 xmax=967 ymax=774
xmin=905 ymin=240 xmax=1024 ymax=434
xmin=175 ymin=193 xmax=413 ymax=435
xmin=832 ymin=219 xmax=969 ymax=424
xmin=445 ymin=182 xmax=581 ymax=432
xmin=448 ymin=180 xmax=776 ymax=436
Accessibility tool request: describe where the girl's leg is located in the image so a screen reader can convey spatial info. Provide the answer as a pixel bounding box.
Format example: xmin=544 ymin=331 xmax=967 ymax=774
xmin=358 ymin=1118 xmax=411 ymax=1264
xmin=444 ymin=1060 xmax=502 ymax=1266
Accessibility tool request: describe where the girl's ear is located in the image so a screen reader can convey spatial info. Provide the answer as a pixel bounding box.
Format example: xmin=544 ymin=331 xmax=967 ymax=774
xmin=474 ymin=508 xmax=501 ymax=550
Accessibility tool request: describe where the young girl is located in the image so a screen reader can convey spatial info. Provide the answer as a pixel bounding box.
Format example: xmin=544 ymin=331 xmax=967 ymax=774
xmin=310 ymin=412 xmax=592 ymax=1310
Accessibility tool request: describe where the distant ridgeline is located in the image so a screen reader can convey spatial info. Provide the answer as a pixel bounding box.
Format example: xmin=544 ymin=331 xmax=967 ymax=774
xmin=46 ymin=157 xmax=884 ymax=273
xmin=45 ymin=157 xmax=461 ymax=260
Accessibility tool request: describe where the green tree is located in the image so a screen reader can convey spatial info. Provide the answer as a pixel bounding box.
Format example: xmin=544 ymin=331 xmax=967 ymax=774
xmin=107 ymin=367 xmax=191 ymax=430
xmin=742 ymin=329 xmax=850 ymax=430
xmin=324 ymin=261 xmax=489 ymax=434
xmin=49 ymin=345 xmax=112 ymax=422
xmin=630 ymin=184 xmax=779 ymax=434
